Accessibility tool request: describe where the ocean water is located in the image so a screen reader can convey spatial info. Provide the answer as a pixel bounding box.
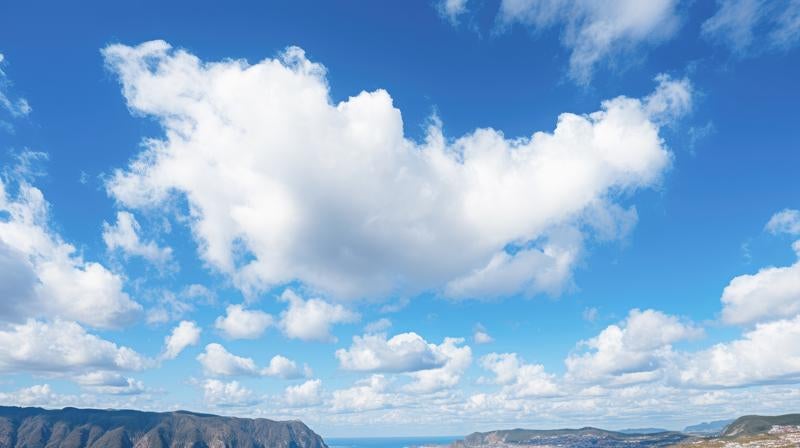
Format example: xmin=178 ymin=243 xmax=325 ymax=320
xmin=327 ymin=436 xmax=461 ymax=448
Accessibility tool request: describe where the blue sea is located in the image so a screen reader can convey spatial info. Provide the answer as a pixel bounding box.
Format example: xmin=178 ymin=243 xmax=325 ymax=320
xmin=327 ymin=436 xmax=461 ymax=448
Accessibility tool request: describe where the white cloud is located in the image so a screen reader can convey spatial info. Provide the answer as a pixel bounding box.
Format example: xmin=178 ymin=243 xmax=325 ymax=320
xmin=279 ymin=290 xmax=359 ymax=342
xmin=332 ymin=374 xmax=391 ymax=412
xmin=197 ymin=343 xmax=259 ymax=376
xmin=214 ymin=304 xmax=274 ymax=339
xmin=481 ymin=352 xmax=559 ymax=397
xmin=103 ymin=211 xmax=173 ymax=266
xmin=437 ymin=0 xmax=469 ymax=24
xmin=196 ymin=343 xmax=305 ymax=379
xmin=404 ymin=337 xmax=472 ymax=393
xmin=0 ymin=384 xmax=58 ymax=407
xmin=766 ymin=208 xmax=800 ymax=235
xmin=74 ymin=371 xmax=145 ymax=395
xmin=336 ymin=332 xmax=446 ymax=373
xmin=679 ymin=314 xmax=800 ymax=388
xmin=582 ymin=306 xmax=599 ymax=322
xmin=0 ymin=177 xmax=141 ymax=329
xmin=104 ymin=41 xmax=687 ymax=302
xmin=284 ymin=379 xmax=323 ymax=407
xmin=202 ymin=379 xmax=258 ymax=407
xmin=473 ymin=324 xmax=493 ymax=344
xmin=0 ymin=319 xmax=149 ymax=375
xmin=497 ymin=0 xmax=682 ymax=84
xmin=720 ymin=249 xmax=800 ymax=325
xmin=161 ymin=320 xmax=201 ymax=360
xmin=262 ymin=355 xmax=308 ymax=379
xmin=703 ymin=0 xmax=800 ymax=54
xmin=364 ymin=318 xmax=392 ymax=334
xmin=566 ymin=309 xmax=702 ymax=385
xmin=0 ymin=53 xmax=32 ymax=118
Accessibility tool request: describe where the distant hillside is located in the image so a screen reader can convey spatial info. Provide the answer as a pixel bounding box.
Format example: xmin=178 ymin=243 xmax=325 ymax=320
xmin=0 ymin=406 xmax=328 ymax=448
xmin=452 ymin=427 xmax=688 ymax=447
xmin=617 ymin=428 xmax=670 ymax=434
xmin=682 ymin=419 xmax=733 ymax=435
xmin=721 ymin=413 xmax=800 ymax=437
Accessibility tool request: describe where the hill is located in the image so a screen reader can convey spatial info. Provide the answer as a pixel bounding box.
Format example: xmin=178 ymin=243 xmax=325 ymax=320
xmin=682 ymin=419 xmax=733 ymax=435
xmin=0 ymin=406 xmax=328 ymax=448
xmin=452 ymin=427 xmax=688 ymax=447
xmin=720 ymin=413 xmax=800 ymax=437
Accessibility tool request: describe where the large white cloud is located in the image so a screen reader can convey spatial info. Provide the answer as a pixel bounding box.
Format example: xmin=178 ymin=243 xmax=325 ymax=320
xmin=336 ymin=332 xmax=446 ymax=373
xmin=0 ymin=319 xmax=149 ymax=375
xmin=566 ymin=309 xmax=702 ymax=385
xmin=214 ymin=304 xmax=274 ymax=340
xmin=0 ymin=177 xmax=141 ymax=329
xmin=703 ymin=0 xmax=800 ymax=54
xmin=103 ymin=40 xmax=689 ymax=302
xmin=679 ymin=315 xmax=800 ymax=388
xmin=497 ymin=0 xmax=682 ymax=84
xmin=720 ymin=252 xmax=800 ymax=325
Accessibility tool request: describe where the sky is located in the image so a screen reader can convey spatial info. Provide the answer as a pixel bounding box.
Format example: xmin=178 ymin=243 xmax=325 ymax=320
xmin=0 ymin=0 xmax=799 ymax=438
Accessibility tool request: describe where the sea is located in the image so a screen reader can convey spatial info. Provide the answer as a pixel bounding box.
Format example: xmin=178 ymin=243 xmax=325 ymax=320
xmin=327 ymin=436 xmax=461 ymax=448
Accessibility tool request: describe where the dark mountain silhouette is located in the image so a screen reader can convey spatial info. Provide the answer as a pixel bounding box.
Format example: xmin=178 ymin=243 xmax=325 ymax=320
xmin=0 ymin=406 xmax=328 ymax=448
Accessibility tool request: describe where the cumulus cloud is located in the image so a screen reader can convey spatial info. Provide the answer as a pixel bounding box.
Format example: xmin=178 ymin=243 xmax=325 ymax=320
xmin=103 ymin=211 xmax=173 ymax=266
xmin=404 ymin=337 xmax=472 ymax=393
xmin=104 ymin=41 xmax=688 ymax=302
xmin=0 ymin=384 xmax=59 ymax=407
xmin=262 ymin=355 xmax=309 ymax=379
xmin=202 ymin=379 xmax=258 ymax=407
xmin=336 ymin=332 xmax=446 ymax=372
xmin=284 ymin=379 xmax=323 ymax=407
xmin=196 ymin=343 xmax=306 ymax=379
xmin=197 ymin=343 xmax=259 ymax=376
xmin=214 ymin=304 xmax=274 ymax=339
xmin=497 ymin=0 xmax=682 ymax=84
xmin=679 ymin=315 xmax=800 ymax=388
xmin=161 ymin=320 xmax=201 ymax=360
xmin=279 ymin=290 xmax=359 ymax=342
xmin=481 ymin=352 xmax=559 ymax=397
xmin=0 ymin=319 xmax=149 ymax=375
xmin=720 ymin=252 xmax=800 ymax=325
xmin=566 ymin=309 xmax=702 ymax=385
xmin=332 ymin=374 xmax=391 ymax=412
xmin=703 ymin=0 xmax=800 ymax=54
xmin=0 ymin=176 xmax=141 ymax=329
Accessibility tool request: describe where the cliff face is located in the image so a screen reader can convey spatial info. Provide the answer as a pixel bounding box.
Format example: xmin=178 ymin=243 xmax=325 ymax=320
xmin=0 ymin=406 xmax=328 ymax=448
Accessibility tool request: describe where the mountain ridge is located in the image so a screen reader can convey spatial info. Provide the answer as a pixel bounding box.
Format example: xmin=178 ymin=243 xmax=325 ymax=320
xmin=0 ymin=405 xmax=327 ymax=448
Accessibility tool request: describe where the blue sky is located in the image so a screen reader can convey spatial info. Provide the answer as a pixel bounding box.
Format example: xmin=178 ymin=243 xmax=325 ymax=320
xmin=1 ymin=0 xmax=799 ymax=438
